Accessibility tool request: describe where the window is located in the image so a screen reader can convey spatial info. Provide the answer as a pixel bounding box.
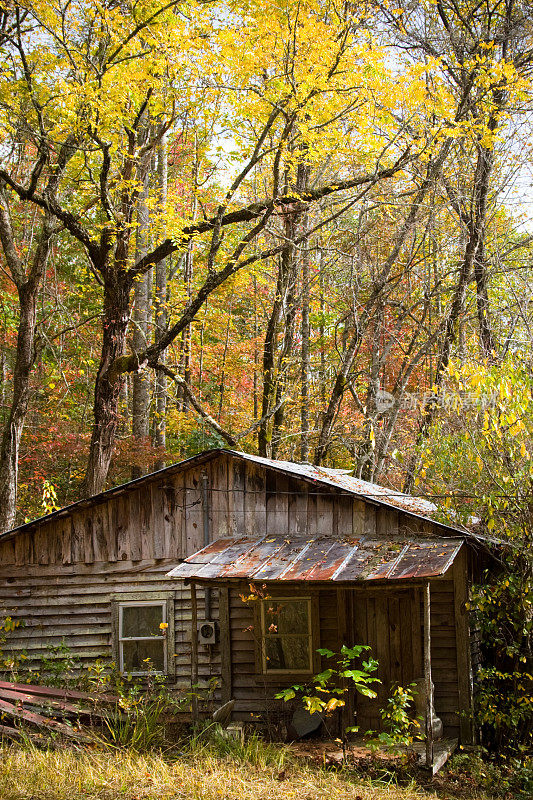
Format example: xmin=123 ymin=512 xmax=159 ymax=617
xmin=112 ymin=594 xmax=175 ymax=677
xmin=260 ymin=597 xmax=313 ymax=674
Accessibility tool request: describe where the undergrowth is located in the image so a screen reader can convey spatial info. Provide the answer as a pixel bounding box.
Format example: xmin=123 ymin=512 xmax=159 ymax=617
xmin=0 ymin=738 xmax=500 ymax=800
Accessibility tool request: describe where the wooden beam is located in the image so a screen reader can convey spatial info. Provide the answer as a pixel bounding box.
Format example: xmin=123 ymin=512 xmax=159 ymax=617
xmin=424 ymin=581 xmax=434 ymax=770
xmin=454 ymin=547 xmax=474 ymax=744
xmin=191 ymin=580 xmax=199 ymax=723
xmin=219 ymin=587 xmax=232 ymax=705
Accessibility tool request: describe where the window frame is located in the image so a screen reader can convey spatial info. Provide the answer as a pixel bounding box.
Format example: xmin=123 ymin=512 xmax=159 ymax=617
xmin=257 ymin=596 xmax=316 ymax=676
xmin=111 ymin=592 xmax=175 ymax=678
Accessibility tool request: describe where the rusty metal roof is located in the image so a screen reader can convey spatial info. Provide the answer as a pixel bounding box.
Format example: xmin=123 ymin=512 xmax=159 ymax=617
xmin=224 ymin=452 xmax=439 ymax=517
xmin=167 ymin=534 xmax=463 ymax=583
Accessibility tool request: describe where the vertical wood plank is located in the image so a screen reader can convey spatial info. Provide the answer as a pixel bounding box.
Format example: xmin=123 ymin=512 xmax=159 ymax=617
xmin=209 ymin=457 xmax=226 ymax=540
xmin=411 ymin=587 xmax=423 ymax=678
xmin=288 ymin=479 xmax=307 ymax=536
xmin=151 ymin=484 xmax=167 ymax=560
xmin=316 ymin=491 xmax=332 ymax=537
xmin=231 ymin=459 xmax=246 ymax=538
xmin=129 ymin=492 xmax=144 ymax=561
xmin=169 ymin=473 xmax=184 ymax=556
xmin=35 ymin=524 xmax=49 ymax=565
xmin=219 ymin=587 xmax=232 ymax=704
xmin=307 ymin=489 xmax=317 ymax=538
xmin=265 ymin=469 xmax=277 ymax=535
xmin=244 ymin=462 xmax=266 ymax=538
xmin=92 ymin=506 xmax=108 ymax=562
xmin=185 ymin=468 xmax=203 ymax=555
xmin=0 ymin=538 xmax=15 ymax=566
xmin=272 ymin=474 xmax=289 ymax=536
xmin=375 ymin=594 xmax=390 ymax=705
xmin=352 ymin=499 xmax=365 ymax=538
xmin=116 ymin=495 xmax=130 ymax=562
xmin=106 ymin=500 xmax=118 ymax=563
xmin=83 ymin=517 xmax=94 ymax=564
xmin=399 ymin=592 xmax=414 ymax=685
xmin=424 ymin=582 xmax=434 ymax=769
xmin=337 ymin=588 xmax=353 ymax=734
xmin=191 ymin=581 xmax=199 ymax=722
xmin=376 ymin=508 xmax=389 ymax=537
xmin=388 ymin=594 xmax=402 ymax=684
xmin=15 ymin=531 xmax=27 ymax=566
xmin=336 ymin=496 xmax=353 ymax=537
xmin=364 ymin=505 xmax=376 ymax=538
xmin=71 ymin=515 xmax=85 ymax=563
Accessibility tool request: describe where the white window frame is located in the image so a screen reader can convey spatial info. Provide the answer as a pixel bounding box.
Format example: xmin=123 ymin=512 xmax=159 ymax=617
xmin=260 ymin=596 xmax=313 ymax=674
xmin=111 ymin=593 xmax=175 ymax=678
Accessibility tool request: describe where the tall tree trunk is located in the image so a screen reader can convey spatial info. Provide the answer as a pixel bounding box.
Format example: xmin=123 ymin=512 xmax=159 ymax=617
xmin=131 ymin=142 xmax=151 ymax=479
xmin=84 ymin=273 xmax=132 ymax=497
xmin=0 ymin=195 xmax=54 ymax=531
xmin=300 ymin=189 xmax=311 ymax=462
xmin=153 ymin=132 xmax=168 ymax=469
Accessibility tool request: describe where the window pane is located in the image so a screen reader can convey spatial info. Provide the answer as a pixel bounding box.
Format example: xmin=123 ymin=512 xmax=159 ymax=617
xmin=264 ymin=600 xmax=308 ymax=635
xmin=121 ymin=605 xmax=163 ymax=638
xmin=265 ymin=636 xmax=310 ymax=671
xmin=122 ymin=639 xmax=165 ymax=673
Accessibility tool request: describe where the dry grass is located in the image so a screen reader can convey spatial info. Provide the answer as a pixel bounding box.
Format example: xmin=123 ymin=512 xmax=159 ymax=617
xmin=0 ymin=742 xmax=491 ymax=800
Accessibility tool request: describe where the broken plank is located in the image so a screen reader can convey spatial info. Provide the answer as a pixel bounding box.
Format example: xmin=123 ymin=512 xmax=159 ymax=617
xmin=0 ymin=680 xmax=119 ymax=705
xmin=0 ymin=697 xmax=92 ymax=741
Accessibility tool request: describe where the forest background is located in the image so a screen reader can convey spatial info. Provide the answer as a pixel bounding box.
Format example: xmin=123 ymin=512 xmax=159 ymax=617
xmin=0 ymin=0 xmax=531 ymax=754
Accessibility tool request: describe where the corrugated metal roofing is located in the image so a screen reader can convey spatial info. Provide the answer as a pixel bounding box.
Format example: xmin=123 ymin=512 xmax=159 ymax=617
xmin=167 ymin=534 xmax=463 ymax=583
xmin=226 ymin=452 xmax=438 ymax=517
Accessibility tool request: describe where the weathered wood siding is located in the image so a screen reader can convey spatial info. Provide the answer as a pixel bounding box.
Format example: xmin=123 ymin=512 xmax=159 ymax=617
xmin=0 ymin=457 xmax=232 ymax=680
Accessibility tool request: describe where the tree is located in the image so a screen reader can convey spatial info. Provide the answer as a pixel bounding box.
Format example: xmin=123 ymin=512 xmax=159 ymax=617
xmin=0 ymin=0 xmax=416 ymax=497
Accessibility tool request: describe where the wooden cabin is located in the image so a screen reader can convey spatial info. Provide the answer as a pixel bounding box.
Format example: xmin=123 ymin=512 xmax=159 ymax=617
xmin=0 ymin=449 xmax=487 ymax=749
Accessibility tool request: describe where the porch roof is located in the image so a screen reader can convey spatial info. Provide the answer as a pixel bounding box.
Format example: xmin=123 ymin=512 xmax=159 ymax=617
xmin=167 ymin=534 xmax=463 ymax=583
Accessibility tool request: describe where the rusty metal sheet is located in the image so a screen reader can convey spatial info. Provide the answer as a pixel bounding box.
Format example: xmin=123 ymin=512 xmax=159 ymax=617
xmin=166 ymin=537 xmax=253 ymax=578
xmin=336 ymin=539 xmax=402 ymax=581
xmin=251 ymin=538 xmax=314 ymax=580
xmin=167 ymin=533 xmax=464 ymax=584
xmin=305 ymin=539 xmax=356 ymax=580
xmin=216 ymin=536 xmax=288 ymax=578
xmin=390 ymin=540 xmax=462 ymax=580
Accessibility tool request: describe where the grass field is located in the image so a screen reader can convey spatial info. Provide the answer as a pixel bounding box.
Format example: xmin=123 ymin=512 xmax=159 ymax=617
xmin=0 ymin=741 xmax=496 ymax=800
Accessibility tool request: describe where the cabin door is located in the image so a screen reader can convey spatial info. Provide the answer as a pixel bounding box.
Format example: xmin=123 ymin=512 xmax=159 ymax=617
xmin=349 ymin=588 xmax=422 ymax=733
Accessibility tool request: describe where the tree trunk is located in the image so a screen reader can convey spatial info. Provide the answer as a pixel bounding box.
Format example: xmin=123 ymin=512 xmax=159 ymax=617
xmin=0 ymin=205 xmax=54 ymax=531
xmin=153 ymin=132 xmax=168 ymax=469
xmin=83 ymin=274 xmax=132 ymax=497
xmin=299 ymin=182 xmax=311 ymax=462
xmin=131 ymin=142 xmax=152 ymax=479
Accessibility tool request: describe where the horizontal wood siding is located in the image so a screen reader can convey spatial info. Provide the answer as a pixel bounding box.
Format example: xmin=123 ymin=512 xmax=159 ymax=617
xmin=227 ymin=586 xmax=340 ymax=722
xmin=0 ymin=560 xmax=222 ymax=693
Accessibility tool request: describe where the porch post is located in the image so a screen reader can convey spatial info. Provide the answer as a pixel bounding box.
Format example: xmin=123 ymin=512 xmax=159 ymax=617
xmin=424 ymin=581 xmax=434 ymax=769
xmin=191 ymin=579 xmax=199 ymax=722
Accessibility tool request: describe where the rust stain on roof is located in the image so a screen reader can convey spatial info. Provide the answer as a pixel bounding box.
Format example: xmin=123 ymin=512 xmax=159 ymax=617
xmin=167 ymin=534 xmax=462 ymax=583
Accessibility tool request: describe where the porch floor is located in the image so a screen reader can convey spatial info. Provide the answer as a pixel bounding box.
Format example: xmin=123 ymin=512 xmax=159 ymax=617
xmin=411 ymin=738 xmax=458 ymax=775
